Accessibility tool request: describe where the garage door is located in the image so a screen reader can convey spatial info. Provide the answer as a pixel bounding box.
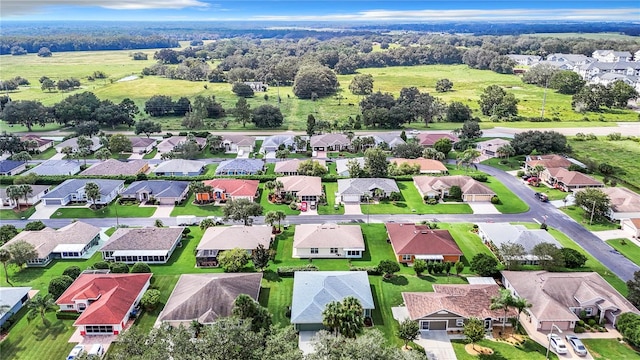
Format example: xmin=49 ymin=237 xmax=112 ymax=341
xmin=44 ymin=199 xmax=62 ymax=206
xmin=622 ymin=222 xmax=638 ymax=237
xmin=342 ymin=194 xmax=361 ymax=203
xmin=421 ymin=320 xmax=447 ymax=331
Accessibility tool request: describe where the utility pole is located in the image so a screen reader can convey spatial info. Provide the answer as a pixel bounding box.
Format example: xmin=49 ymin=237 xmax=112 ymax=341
xmin=589 ymin=200 xmax=597 ymax=225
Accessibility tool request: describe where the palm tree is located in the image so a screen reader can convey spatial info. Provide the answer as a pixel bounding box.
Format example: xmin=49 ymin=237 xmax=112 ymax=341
xmin=154 ymin=219 xmax=164 ymax=228
xmin=5 ymin=185 xmax=22 ymax=210
xmin=423 ymin=147 xmax=445 ymax=161
xmin=60 ymin=146 xmax=74 ymax=160
xmin=94 ymin=148 xmax=112 ymax=161
xmin=0 ymin=248 xmax=13 ymax=286
xmin=490 ymin=288 xmax=515 ymax=333
xmin=372 ymin=188 xmax=385 ymax=200
xmin=497 ymin=144 xmax=515 ymax=160
xmin=84 ymin=182 xmax=101 ymax=208
xmin=322 ymin=301 xmax=343 ymax=336
xmin=339 ymin=296 xmax=364 ymax=338
xmin=273 ymin=180 xmax=284 ymax=195
xmin=264 ymin=211 xmax=279 ymax=232
xmin=511 ymin=296 xmax=533 ymax=332
xmin=264 ymin=181 xmax=276 ymax=195
xmin=19 ymin=184 xmax=33 ymax=209
xmin=27 ymin=294 xmax=57 ymax=325
xmin=274 ymin=210 xmax=286 ymax=232
xmin=199 ymin=218 xmax=215 ymax=230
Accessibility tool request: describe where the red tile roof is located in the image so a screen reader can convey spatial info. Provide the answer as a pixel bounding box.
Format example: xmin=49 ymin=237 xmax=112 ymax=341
xmin=56 ymin=273 xmax=151 ymax=326
xmin=417 ymin=133 xmax=459 ymax=147
xmin=385 ymin=223 xmax=463 ymax=256
xmin=203 ymin=179 xmax=260 ymax=197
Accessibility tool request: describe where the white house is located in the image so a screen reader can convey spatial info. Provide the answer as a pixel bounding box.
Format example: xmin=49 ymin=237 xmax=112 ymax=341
xmin=100 ymin=227 xmax=183 ymax=264
xmin=293 ymin=224 xmax=365 ymax=258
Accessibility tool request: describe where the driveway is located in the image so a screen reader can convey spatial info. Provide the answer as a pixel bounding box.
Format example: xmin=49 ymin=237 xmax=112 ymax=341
xmin=592 ymin=230 xmax=631 ymax=241
xmin=128 ymin=153 xmax=144 ymax=160
xmin=414 ymin=331 xmax=457 ymax=360
xmin=298 ymin=331 xmax=318 ymax=355
xmin=151 ymin=205 xmax=173 ymax=218
xmin=468 ymin=203 xmax=501 ymax=214
xmin=343 ymin=203 xmax=362 ymax=215
xmin=50 ymin=152 xmax=65 ymax=160
xmin=30 ymin=203 xmax=60 ymax=219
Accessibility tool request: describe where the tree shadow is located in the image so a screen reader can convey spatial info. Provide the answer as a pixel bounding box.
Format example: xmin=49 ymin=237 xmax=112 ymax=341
xmin=0 ymin=334 xmax=25 ymax=358
xmin=262 ymin=269 xmax=281 ymax=282
xmin=32 ymin=319 xmax=68 ymax=341
xmin=417 ymin=274 xmax=436 ymax=282
xmin=383 ymin=275 xmax=408 ymax=286
xmin=369 ymin=284 xmax=384 ymax=326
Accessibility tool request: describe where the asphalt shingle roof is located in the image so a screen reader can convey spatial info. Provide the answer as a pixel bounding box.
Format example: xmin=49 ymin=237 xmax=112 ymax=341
xmin=153 ymin=160 xmax=205 ymax=174
xmin=81 ymin=159 xmax=148 ymax=176
xmin=101 ymin=227 xmax=183 ymax=251
xmin=24 ymin=160 xmax=80 ymax=176
xmin=0 ymin=160 xmax=24 ymax=173
xmin=43 ymin=179 xmax=124 ymax=200
xmin=215 ymin=159 xmax=264 ymax=175
xmin=121 ymin=181 xmax=189 ymax=199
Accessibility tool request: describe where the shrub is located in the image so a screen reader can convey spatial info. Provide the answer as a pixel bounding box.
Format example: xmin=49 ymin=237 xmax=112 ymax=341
xmin=277 ymin=264 xmax=318 ymax=277
xmin=62 ymin=266 xmax=82 ymax=279
xmin=516 ymin=170 xmax=525 ymax=178
xmin=110 ymin=262 xmax=130 ymax=273
xmin=490 ymin=195 xmax=500 ymax=204
xmin=540 ymin=223 xmax=548 ymax=230
xmin=349 ymin=266 xmax=380 ymax=275
xmin=140 ymin=289 xmax=161 ymax=311
xmin=574 ymin=326 xmax=585 ymax=333
xmin=130 ymin=262 xmax=152 ymax=273
xmin=56 ymin=311 xmax=81 ymax=320
xmin=470 ymin=174 xmax=488 ymax=182
xmin=587 ymin=319 xmax=597 ymax=326
xmin=48 ymin=275 xmax=74 ymax=299
xmin=91 ymin=261 xmax=110 ymax=270
xmin=426 ymin=198 xmax=438 ymax=205
xmin=24 ymin=221 xmax=46 ymax=231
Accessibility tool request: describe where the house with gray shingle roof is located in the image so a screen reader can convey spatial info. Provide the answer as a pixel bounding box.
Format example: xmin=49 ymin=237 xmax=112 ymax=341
xmin=221 ymin=135 xmax=255 ymax=155
xmin=261 ymin=134 xmax=297 ymax=153
xmin=120 ymin=180 xmax=189 ymax=205
xmin=310 ymin=134 xmax=350 ymax=151
xmin=101 ymin=227 xmax=183 ymax=264
xmin=153 ymin=159 xmax=205 ymax=176
xmin=54 ymin=137 xmax=102 ymax=153
xmin=370 ymin=133 xmax=405 ymax=149
xmin=156 ymin=136 xmax=206 ymax=153
xmin=130 ymin=137 xmax=156 ymax=154
xmin=291 ymin=271 xmax=374 ymax=331
xmin=24 ymin=160 xmax=81 ymax=176
xmin=81 ymin=159 xmax=149 ymax=176
xmin=156 ymin=273 xmax=263 ymax=327
xmin=196 ymin=225 xmax=272 ymax=267
xmin=42 ymin=179 xmax=124 ymax=206
xmin=0 ymin=287 xmax=31 ymax=327
xmin=0 ymin=184 xmax=50 ymax=208
xmin=413 ymin=175 xmax=495 ymax=202
xmin=335 ymin=157 xmax=365 ymax=177
xmin=477 ymin=223 xmax=562 ymax=266
xmin=0 ymin=160 xmax=26 ymax=176
xmin=337 ymin=178 xmax=399 ymax=203
xmin=593 ymin=50 xmax=633 ymax=62
xmin=215 ymin=159 xmax=264 ymax=176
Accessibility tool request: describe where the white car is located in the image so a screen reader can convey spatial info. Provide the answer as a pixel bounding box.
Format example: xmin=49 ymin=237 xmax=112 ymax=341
xmin=409 ymin=130 xmax=420 ymax=135
xmin=548 ymin=334 xmax=568 ymax=354
xmin=67 ymin=345 xmax=85 ymax=360
xmin=565 ymin=335 xmax=588 ymax=356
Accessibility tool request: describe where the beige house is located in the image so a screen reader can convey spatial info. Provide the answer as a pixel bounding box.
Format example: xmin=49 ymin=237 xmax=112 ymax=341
xmin=195 ymin=226 xmax=273 ymax=267
xmin=274 ymin=159 xmax=326 ymax=176
xmin=525 ymin=154 xmax=571 ymax=172
xmin=81 ymin=159 xmax=149 ymax=176
xmin=293 ymin=224 xmax=365 ymax=258
xmin=585 ymin=187 xmax=640 ymax=220
xmin=621 ymin=218 xmax=640 ymax=238
xmin=502 ymin=271 xmax=640 ymax=331
xmin=413 ymin=175 xmax=495 ymax=202
xmin=278 ymin=176 xmax=323 ymax=203
xmin=156 ymin=136 xmax=206 ymax=153
xmin=475 ymin=138 xmax=511 ymax=158
xmin=540 ymin=168 xmax=603 ymax=191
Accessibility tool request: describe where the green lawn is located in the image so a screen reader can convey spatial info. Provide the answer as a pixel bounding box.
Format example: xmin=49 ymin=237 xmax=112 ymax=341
xmin=327 ymin=162 xmax=337 ymax=175
xmin=142 ymin=148 xmax=157 ymax=159
xmin=560 ymin=206 xmax=620 ymax=231
xmin=318 ymin=182 xmax=344 ymax=215
xmin=517 ymin=223 xmax=628 ymax=295
xmin=362 ymin=181 xmax=473 ymax=215
xmin=439 ymin=223 xmax=498 ymax=274
xmin=533 ymin=186 xmax=571 ymax=201
xmin=452 ymin=339 xmax=558 ymax=360
xmin=30 ymin=147 xmax=58 ymax=160
xmin=483 ymin=177 xmax=529 ymax=214
xmin=481 ymin=156 xmax=525 ymax=171
xmin=170 ymin=192 xmax=224 ymax=217
xmin=606 ymin=239 xmax=640 ymax=267
xmin=569 ymin=139 xmax=640 ymax=191
xmin=258 ymin=185 xmax=301 ymax=215
xmin=50 ymin=201 xmax=156 ymax=219
xmin=582 ymin=339 xmax=640 ymax=360
xmin=328 ymin=152 xmax=364 ymax=158
xmin=0 ymin=206 xmax=36 ymax=220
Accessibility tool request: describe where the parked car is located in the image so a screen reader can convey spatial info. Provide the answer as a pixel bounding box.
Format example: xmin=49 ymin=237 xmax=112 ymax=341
xmin=207 ymin=216 xmax=224 ymax=225
xmin=548 ymin=334 xmax=568 ymax=354
xmin=534 ymin=192 xmax=548 ymax=202
xmin=565 ymin=335 xmax=588 ymax=356
xmin=409 ymin=130 xmax=420 ymax=135
xmin=67 ymin=345 xmax=85 ymax=360
xmin=88 ymin=344 xmax=105 ymax=358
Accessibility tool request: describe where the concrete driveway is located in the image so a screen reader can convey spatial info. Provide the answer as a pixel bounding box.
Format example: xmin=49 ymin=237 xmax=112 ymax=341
xmin=343 ymin=203 xmax=362 ymax=215
xmin=298 ymin=331 xmax=318 ymax=355
xmin=30 ymin=203 xmax=60 ymax=219
xmin=468 ymin=203 xmax=501 ymax=214
xmin=414 ymin=331 xmax=457 ymax=360
xmin=592 ymin=230 xmax=631 ymax=241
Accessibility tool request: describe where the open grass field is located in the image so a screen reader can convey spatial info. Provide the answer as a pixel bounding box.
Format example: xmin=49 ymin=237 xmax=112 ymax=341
xmin=517 ymin=223 xmax=628 ymax=295
xmin=49 ymin=202 xmax=156 ymax=219
xmin=2 ymin=48 xmax=636 ymax=133
xmin=568 ymin=139 xmax=640 ymax=191
xmin=452 ymin=339 xmax=558 ymax=360
xmin=606 ymin=238 xmax=640 ymax=267
xmin=582 ymin=339 xmax=640 ymax=360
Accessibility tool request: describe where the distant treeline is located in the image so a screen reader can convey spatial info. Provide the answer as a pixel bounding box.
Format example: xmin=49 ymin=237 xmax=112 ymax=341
xmin=0 ymin=35 xmax=179 ymax=55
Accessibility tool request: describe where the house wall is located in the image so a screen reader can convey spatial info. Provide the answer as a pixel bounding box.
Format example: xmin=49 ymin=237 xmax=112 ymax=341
xmin=0 ymin=294 xmax=29 ymax=327
xmin=608 ymin=210 xmax=640 ymax=221
xmin=293 ymin=247 xmax=363 ymax=259
xmin=396 ymin=254 xmax=459 ymax=263
xmin=621 ymin=219 xmax=640 ymax=237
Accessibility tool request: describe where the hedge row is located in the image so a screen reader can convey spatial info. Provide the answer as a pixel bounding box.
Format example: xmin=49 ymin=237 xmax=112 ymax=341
xmin=55 ymin=311 xmax=81 ymax=320
xmin=276 ymin=264 xmax=319 ymax=277
xmin=349 ymin=266 xmax=381 ymax=275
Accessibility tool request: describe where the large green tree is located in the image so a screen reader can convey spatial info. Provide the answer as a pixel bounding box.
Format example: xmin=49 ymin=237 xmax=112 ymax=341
xmin=223 ymin=198 xmax=264 ymax=226
xmin=364 ymin=147 xmax=389 ymax=178
xmin=490 ymin=288 xmax=515 ymax=331
xmin=252 ymin=104 xmax=283 ymax=128
xmin=293 ymin=65 xmax=339 ymax=99
xmin=233 ymin=97 xmax=251 ymax=127
xmin=549 ymin=71 xmax=585 ymax=95
xmin=349 ymin=74 xmax=374 ymax=96
xmin=232 ymin=293 xmax=272 ymax=332
xmin=134 ymin=120 xmax=162 ymax=138
xmin=0 ymin=248 xmax=13 ymax=286
xmin=7 ymin=240 xmax=37 ymax=268
xmin=626 ymin=271 xmax=640 ymax=308
xmin=478 ymin=85 xmax=519 ymax=118
xmin=84 ymin=182 xmax=101 ymax=208
xmin=322 ymin=296 xmax=365 ymax=338
xmin=48 ymin=275 xmax=74 ymax=299
xmin=1 ymin=100 xmax=52 ymax=132
xmin=574 ymin=188 xmax=610 ymax=223
xmin=470 ymin=253 xmax=498 ymax=277
xmin=109 ymin=134 xmax=133 ymax=153
xmin=218 ymin=247 xmax=250 ymax=272
xmin=26 ymin=294 xmax=57 ymax=324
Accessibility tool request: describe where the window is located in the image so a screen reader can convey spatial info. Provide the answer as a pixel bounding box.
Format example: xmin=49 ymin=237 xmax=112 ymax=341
xmin=585 ymin=308 xmax=593 ymax=316
xmin=85 ymin=325 xmax=113 ymax=334
xmin=330 ymin=248 xmax=338 ymax=254
xmin=456 ymin=319 xmax=465 ymax=327
xmin=347 ymin=250 xmax=360 ymax=256
xmin=402 ymin=255 xmax=412 ymax=261
xmin=311 ymin=248 xmax=319 ymax=254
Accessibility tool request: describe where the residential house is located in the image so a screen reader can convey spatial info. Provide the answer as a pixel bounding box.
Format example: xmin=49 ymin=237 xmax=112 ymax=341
xmin=337 ymin=178 xmax=399 ymax=203
xmin=0 ymin=160 xmax=26 ymax=176
xmin=0 ymin=287 xmax=31 ymax=327
xmin=278 ymin=176 xmax=323 ymax=203
xmin=593 ymin=50 xmax=633 ymax=62
xmin=524 ymin=154 xmax=572 ymax=172
xmin=221 ymin=135 xmax=256 ymax=156
xmin=335 ymin=157 xmax=364 ymax=177
xmin=24 ymin=160 xmax=81 ymax=176
xmin=369 ymin=133 xmax=406 ymax=149
xmin=101 ymin=227 xmax=183 ymax=264
xmin=578 ymin=61 xmax=640 ymax=81
xmin=545 ymin=53 xmax=593 ymax=66
xmin=215 ymin=159 xmax=264 ymax=176
xmin=152 ymin=159 xmax=205 ymax=176
xmin=196 ymin=178 xmax=259 ymax=203
xmin=20 ymin=135 xmax=53 ymax=153
xmin=502 ymin=270 xmax=640 ymax=331
xmin=157 ymin=273 xmax=263 ymax=327
xmin=621 ymin=218 xmax=640 ymax=238
xmin=391 ymin=158 xmax=448 ymax=174
xmin=413 ymin=175 xmax=495 ymax=202
xmin=635 ymin=50 xmax=640 ymax=62
xmin=477 ymin=223 xmax=562 ymax=265
xmin=506 ymin=54 xmax=541 ymax=66
xmin=42 ymin=179 xmax=124 ymax=206
xmin=195 ymin=225 xmax=272 ymax=267
xmin=156 ymin=136 xmax=206 ymax=153
xmin=401 ymin=282 xmax=516 ymax=331
xmin=541 ymin=168 xmax=603 ymax=191
xmin=55 ymin=137 xmax=102 ymax=153
xmin=81 ymin=159 xmax=149 ymax=176
xmin=476 ymin=138 xmax=512 ymax=158
xmin=416 ymin=133 xmax=459 ymax=147
xmin=587 ymin=187 xmax=640 ymax=220
xmin=56 ymin=273 xmax=152 ymax=335
xmin=244 ymin=81 xmax=267 ymax=92
xmin=261 ymin=134 xmax=297 ymax=153
xmin=274 ymin=159 xmax=327 ymax=176
xmin=293 ymin=223 xmax=365 ymax=258
xmin=0 ymin=221 xmax=101 ymax=267
xmin=534 ymin=60 xmax=576 ymax=71
xmin=0 ymin=184 xmax=50 ymax=208
xmin=592 ymin=73 xmax=640 ymax=92
xmin=291 ymin=271 xmax=374 ymax=331
xmin=130 ymin=137 xmax=157 ymax=154
xmin=386 ymin=223 xmax=463 ymax=263
xmin=120 ymin=180 xmax=189 ymax=205
xmin=310 ymin=134 xmax=351 ymax=152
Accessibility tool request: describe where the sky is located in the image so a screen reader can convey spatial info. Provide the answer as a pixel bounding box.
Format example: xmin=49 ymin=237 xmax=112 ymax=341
xmin=2 ymin=0 xmax=640 ymax=22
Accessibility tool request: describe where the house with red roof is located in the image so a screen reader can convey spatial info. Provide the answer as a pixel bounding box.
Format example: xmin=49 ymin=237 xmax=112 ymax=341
xmin=385 ymin=223 xmax=463 ymax=264
xmin=416 ymin=133 xmax=458 ymax=147
xmin=196 ymin=179 xmax=259 ymax=203
xmin=56 ymin=273 xmax=152 ymax=336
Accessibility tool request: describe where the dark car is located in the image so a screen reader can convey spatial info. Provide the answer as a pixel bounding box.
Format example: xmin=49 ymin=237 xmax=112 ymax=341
xmin=534 ymin=192 xmax=548 ymax=202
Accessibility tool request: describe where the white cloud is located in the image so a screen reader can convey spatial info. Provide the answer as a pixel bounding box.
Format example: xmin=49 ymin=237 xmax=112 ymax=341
xmin=249 ymin=8 xmax=640 ymax=22
xmin=1 ymin=0 xmax=208 ymax=16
